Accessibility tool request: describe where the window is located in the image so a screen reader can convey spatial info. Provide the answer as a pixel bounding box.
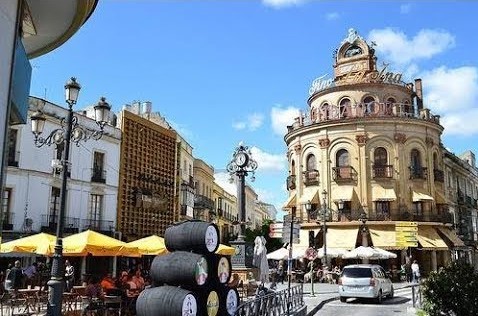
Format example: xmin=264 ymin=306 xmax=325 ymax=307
xmin=2 ymin=189 xmax=12 ymax=224
xmin=92 ymin=152 xmax=105 ymax=182
xmin=306 ymin=154 xmax=316 ymax=171
xmin=49 ymin=187 xmax=61 ymax=221
xmin=291 ymin=160 xmax=296 ymax=175
xmin=320 ymin=103 xmax=329 ymax=121
xmin=374 ymin=147 xmax=387 ymax=166
xmin=410 ymin=149 xmax=424 ymax=178
xmin=433 ymin=153 xmax=438 ymax=169
xmin=339 ymin=98 xmax=351 ymax=118
xmin=55 ymin=142 xmax=64 ymax=160
xmin=412 ymin=202 xmax=423 ymax=216
xmin=89 ymin=194 xmax=103 ymax=222
xmin=7 ymin=129 xmax=18 ymax=166
xmin=375 ymin=201 xmax=390 ymax=217
xmin=336 ymin=149 xmax=349 ymax=167
xmin=363 ymin=96 xmax=375 ymax=114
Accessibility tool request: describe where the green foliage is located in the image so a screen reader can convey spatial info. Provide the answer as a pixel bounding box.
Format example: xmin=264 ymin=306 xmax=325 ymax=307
xmin=244 ymin=219 xmax=283 ymax=252
xmin=421 ymin=260 xmax=478 ymax=316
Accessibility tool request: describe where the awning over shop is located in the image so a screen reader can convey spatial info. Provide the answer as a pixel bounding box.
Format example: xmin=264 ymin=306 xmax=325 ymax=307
xmin=372 ymin=186 xmax=397 ymax=201
xmin=299 ymin=187 xmax=320 ymax=204
xmin=283 ymin=193 xmax=297 ymax=209
xmin=326 ymin=227 xmax=358 ymax=250
xmin=436 ymin=227 xmax=465 ymax=247
xmin=412 ymin=190 xmax=434 ymax=202
xmin=417 ymin=226 xmax=448 ymax=250
xmin=331 ymin=186 xmax=354 ymax=202
xmin=369 ymin=226 xmax=404 ymax=250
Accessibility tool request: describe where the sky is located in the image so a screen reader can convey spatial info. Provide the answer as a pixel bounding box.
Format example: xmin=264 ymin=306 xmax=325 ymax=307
xmin=30 ymin=0 xmax=478 ymax=219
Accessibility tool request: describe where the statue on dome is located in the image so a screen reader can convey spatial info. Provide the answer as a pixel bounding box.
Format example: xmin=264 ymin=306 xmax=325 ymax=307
xmin=346 ymin=28 xmax=359 ymax=44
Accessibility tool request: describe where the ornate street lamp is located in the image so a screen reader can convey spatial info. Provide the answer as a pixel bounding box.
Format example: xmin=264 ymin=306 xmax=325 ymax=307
xmin=359 ymin=211 xmax=369 ymax=263
xmin=227 ymin=143 xmax=257 ymax=268
xmin=320 ymin=189 xmax=328 ymax=267
xmin=31 ymin=78 xmax=110 ymax=316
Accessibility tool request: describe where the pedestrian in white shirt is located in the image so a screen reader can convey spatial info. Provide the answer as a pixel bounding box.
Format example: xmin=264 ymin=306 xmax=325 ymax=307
xmin=411 ymin=260 xmax=420 ymax=283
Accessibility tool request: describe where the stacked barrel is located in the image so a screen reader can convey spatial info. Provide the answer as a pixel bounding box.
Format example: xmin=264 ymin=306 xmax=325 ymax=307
xmin=136 ymin=220 xmax=240 ymax=316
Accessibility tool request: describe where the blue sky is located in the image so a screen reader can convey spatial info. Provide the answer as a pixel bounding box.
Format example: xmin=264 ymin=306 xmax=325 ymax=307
xmin=30 ymin=1 xmax=478 ymax=219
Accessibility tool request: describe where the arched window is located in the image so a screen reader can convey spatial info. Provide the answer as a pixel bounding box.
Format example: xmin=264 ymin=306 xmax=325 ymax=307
xmin=288 ymin=160 xmax=297 ymax=190
xmin=291 ymin=160 xmax=296 ymax=175
xmin=363 ymin=96 xmax=375 ymax=115
xmin=320 ymin=103 xmax=329 ymax=121
xmin=404 ymin=100 xmax=412 ymax=115
xmin=336 ymin=149 xmax=349 ymax=167
xmin=374 ymin=147 xmax=388 ymax=166
xmin=410 ymin=149 xmax=424 ymax=179
xmin=373 ymin=147 xmax=391 ymax=178
xmin=306 ymin=154 xmax=316 ymax=171
xmin=339 ymin=98 xmax=351 ymax=118
xmin=433 ymin=152 xmax=438 ymax=169
xmin=310 ymin=108 xmax=317 ymax=122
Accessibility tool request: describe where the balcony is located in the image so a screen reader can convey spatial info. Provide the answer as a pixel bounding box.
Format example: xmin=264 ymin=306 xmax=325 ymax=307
xmin=332 ymin=166 xmax=357 ymax=182
xmin=194 ymin=194 xmax=214 ymax=210
xmin=286 ymin=175 xmax=296 ymax=190
xmin=303 ymin=170 xmax=319 ymax=186
xmin=82 ymin=219 xmax=114 ymax=233
xmin=91 ymin=168 xmax=106 ymax=183
xmin=372 ymin=165 xmax=393 ymax=179
xmin=2 ymin=212 xmax=14 ymax=230
xmin=41 ymin=214 xmax=80 ymax=234
xmin=433 ymin=169 xmax=444 ymax=183
xmin=7 ymin=151 xmax=19 ymax=167
xmin=409 ymin=166 xmax=427 ymax=180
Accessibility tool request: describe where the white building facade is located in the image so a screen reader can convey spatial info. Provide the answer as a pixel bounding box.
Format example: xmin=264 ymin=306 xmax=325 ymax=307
xmin=3 ymin=96 xmax=120 ymax=240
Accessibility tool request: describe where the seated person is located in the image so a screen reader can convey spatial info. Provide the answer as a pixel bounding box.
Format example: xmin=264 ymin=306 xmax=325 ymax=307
xmin=100 ymin=273 xmax=116 ymax=292
xmin=82 ymin=276 xmax=104 ymax=316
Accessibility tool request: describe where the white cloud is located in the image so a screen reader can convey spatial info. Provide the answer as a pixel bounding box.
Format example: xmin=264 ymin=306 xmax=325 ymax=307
xmin=214 ymin=172 xmax=237 ymax=197
xmin=400 ymin=3 xmax=412 ymax=14
xmin=421 ymin=66 xmax=478 ymax=113
xmin=250 ymin=146 xmax=287 ymax=172
xmin=169 ymin=120 xmax=194 ymax=142
xmin=368 ymin=28 xmax=455 ymax=65
xmin=419 ymin=66 xmax=478 ymax=136
xmin=233 ymin=113 xmax=264 ymax=131
xmin=255 ymin=188 xmax=276 ymax=202
xmin=325 ymin=12 xmax=340 ymax=21
xmin=262 ymin=0 xmax=311 ymax=9
xmin=270 ymin=106 xmax=301 ymax=136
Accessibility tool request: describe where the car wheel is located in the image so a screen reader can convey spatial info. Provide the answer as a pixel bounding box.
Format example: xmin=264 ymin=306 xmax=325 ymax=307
xmin=388 ymin=286 xmax=394 ymax=298
xmin=375 ymin=290 xmax=383 ymax=304
xmin=340 ymin=297 xmax=347 ymax=303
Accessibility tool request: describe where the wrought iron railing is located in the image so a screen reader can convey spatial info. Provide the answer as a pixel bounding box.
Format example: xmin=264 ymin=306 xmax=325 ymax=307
xmin=303 ymin=170 xmax=319 ymax=186
xmin=194 ymin=194 xmax=215 ymax=210
xmin=372 ymin=165 xmax=394 ymax=178
xmin=235 ymin=285 xmax=304 ymax=316
xmin=41 ymin=214 xmax=80 ymax=233
xmin=332 ymin=166 xmax=357 ymax=181
xmin=82 ymin=219 xmax=114 ymax=232
xmin=409 ymin=166 xmax=427 ymax=180
xmin=433 ymin=169 xmax=444 ymax=183
xmin=286 ymin=175 xmax=296 ymax=190
xmin=91 ymin=168 xmax=106 ymax=183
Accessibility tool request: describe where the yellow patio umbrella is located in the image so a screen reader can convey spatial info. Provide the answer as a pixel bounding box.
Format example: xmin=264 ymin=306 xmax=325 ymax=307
xmin=216 ymin=244 xmax=236 ymax=256
xmin=127 ymin=235 xmax=168 ymax=256
xmin=0 ymin=232 xmax=56 ymax=255
xmin=61 ymin=230 xmax=138 ymax=257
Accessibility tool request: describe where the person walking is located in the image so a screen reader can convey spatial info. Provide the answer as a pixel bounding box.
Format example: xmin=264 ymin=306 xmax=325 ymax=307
xmin=7 ymin=260 xmax=24 ymax=291
xmin=65 ymin=260 xmax=75 ymax=292
xmin=411 ymin=260 xmax=420 ymax=283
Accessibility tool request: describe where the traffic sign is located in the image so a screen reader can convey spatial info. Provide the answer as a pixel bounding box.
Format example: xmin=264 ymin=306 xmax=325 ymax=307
xmin=269 ymin=222 xmax=283 ymax=239
xmin=396 ymin=221 xmax=418 ymax=227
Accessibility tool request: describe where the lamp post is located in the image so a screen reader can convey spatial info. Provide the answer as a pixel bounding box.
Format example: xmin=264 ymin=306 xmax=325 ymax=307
xmin=227 ymin=143 xmax=257 ymax=267
xmin=321 ymin=189 xmax=328 ymax=267
xmin=31 ymin=78 xmax=110 ymax=316
xmin=359 ymin=211 xmax=369 ymax=263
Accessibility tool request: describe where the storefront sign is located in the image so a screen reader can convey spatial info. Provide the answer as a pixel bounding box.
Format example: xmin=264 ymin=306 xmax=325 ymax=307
xmin=309 ymin=74 xmax=335 ymax=95
xmin=395 ymin=222 xmax=418 ymax=247
xmin=338 ymin=63 xmax=402 ymax=85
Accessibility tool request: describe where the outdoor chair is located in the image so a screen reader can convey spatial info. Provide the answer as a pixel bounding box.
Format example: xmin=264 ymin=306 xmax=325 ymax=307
xmin=104 ymin=295 xmax=122 ymax=316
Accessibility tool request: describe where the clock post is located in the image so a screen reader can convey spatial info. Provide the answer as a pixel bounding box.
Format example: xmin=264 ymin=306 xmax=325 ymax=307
xmin=227 ymin=143 xmax=257 ymax=272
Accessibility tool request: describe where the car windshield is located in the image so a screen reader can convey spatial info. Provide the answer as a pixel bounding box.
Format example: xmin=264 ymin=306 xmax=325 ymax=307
xmin=342 ymin=268 xmax=373 ymax=278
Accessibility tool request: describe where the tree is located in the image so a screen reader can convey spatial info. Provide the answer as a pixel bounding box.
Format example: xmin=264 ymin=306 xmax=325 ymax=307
xmin=421 ymin=260 xmax=478 ymax=316
xmin=244 ymin=219 xmax=283 ymax=253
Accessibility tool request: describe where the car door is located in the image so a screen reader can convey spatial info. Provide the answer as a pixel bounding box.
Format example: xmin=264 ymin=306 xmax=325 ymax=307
xmin=378 ymin=267 xmax=392 ymax=294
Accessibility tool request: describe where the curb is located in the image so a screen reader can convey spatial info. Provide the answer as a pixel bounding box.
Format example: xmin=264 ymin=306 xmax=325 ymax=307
xmin=306 ymin=296 xmax=339 ymax=316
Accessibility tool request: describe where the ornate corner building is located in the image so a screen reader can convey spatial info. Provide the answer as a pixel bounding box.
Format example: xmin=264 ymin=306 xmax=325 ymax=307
xmin=284 ymin=29 xmax=478 ymax=272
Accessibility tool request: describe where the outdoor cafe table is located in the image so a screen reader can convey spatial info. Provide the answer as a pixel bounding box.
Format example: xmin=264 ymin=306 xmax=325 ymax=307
xmin=16 ymin=288 xmax=41 ymax=314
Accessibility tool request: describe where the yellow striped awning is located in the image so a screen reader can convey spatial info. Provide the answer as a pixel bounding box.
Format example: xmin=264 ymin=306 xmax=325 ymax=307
xmin=372 ymin=186 xmax=397 ymax=201
xmin=283 ymin=193 xmax=297 ymax=209
xmin=436 ymin=227 xmax=465 ymax=247
xmin=326 ymin=227 xmax=358 ymax=250
xmin=331 ymin=186 xmax=354 ymax=202
xmin=299 ymin=187 xmax=320 ymax=204
xmin=369 ymin=227 xmax=405 ymax=250
xmin=412 ymin=191 xmax=434 ymax=202
xmin=417 ymin=226 xmax=448 ymax=250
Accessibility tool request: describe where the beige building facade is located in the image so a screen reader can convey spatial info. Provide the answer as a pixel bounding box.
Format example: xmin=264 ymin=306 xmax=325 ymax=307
xmin=193 ymin=158 xmax=215 ymax=221
xmin=284 ymin=29 xmax=467 ymax=273
xmin=213 ymin=182 xmax=238 ymax=243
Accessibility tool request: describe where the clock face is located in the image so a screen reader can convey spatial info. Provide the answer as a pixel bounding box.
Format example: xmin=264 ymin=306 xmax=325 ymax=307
xmin=235 ymin=152 xmax=248 ymax=167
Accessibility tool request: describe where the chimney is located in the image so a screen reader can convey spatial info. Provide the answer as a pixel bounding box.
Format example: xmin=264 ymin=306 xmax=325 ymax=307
xmin=415 ymin=79 xmax=423 ymax=111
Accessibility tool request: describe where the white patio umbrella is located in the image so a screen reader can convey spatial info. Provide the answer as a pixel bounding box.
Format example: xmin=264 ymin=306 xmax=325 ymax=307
xmin=267 ymin=247 xmax=289 ymax=260
xmin=316 ymin=247 xmax=348 ymax=259
xmin=373 ymin=247 xmax=397 ymax=259
xmin=342 ymin=246 xmax=383 ymax=260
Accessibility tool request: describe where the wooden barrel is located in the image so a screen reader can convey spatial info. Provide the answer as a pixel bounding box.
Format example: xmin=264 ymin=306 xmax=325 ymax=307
xmin=165 ymin=220 xmax=219 ymax=254
xmin=219 ymin=287 xmax=239 ymax=316
xmin=197 ymin=289 xmax=220 ymax=316
xmin=151 ymin=251 xmax=209 ymax=287
xmin=136 ymin=286 xmax=197 ymax=316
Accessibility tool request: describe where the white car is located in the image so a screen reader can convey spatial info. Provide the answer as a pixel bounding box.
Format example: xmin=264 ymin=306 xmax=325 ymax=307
xmin=338 ymin=264 xmax=394 ymax=303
